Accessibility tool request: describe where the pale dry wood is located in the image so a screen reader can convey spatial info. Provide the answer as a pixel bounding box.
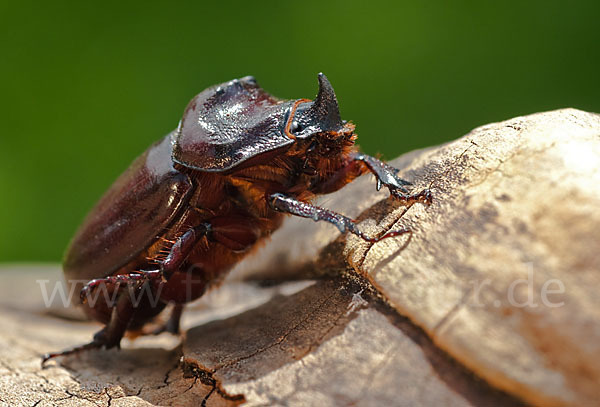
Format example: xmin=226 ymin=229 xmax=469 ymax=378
xmin=0 ymin=268 xmax=517 ymax=407
xmin=340 ymin=108 xmax=600 ymax=407
xmin=1 ymin=109 xmax=597 ymax=406
xmin=182 ymin=278 xmax=522 ymax=407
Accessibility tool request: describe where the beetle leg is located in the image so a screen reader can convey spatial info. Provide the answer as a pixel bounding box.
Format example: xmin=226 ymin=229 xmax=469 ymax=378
xmin=42 ymin=290 xmax=136 ymax=366
xmin=79 ymin=224 xmax=211 ymax=303
xmin=44 ymin=226 xmax=211 ymax=365
xmin=352 ymin=153 xmax=433 ymax=206
xmin=80 ymin=272 xmax=148 ymax=303
xmin=268 ymin=192 xmax=410 ymax=243
xmin=159 ymin=224 xmax=210 ymax=278
xmin=149 ymin=303 xmax=184 ymax=335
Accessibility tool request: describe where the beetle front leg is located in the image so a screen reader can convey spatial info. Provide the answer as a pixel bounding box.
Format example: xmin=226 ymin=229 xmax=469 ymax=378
xmin=268 ymin=193 xmax=410 ymax=243
xmin=352 ymin=153 xmax=432 ymax=205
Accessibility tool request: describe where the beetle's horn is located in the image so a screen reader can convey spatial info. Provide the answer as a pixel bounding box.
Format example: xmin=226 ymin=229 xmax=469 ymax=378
xmin=310 ymin=73 xmax=343 ymax=130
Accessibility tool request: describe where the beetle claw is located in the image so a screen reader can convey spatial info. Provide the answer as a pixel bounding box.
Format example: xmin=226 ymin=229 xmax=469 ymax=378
xmin=390 ymin=188 xmax=433 ymax=206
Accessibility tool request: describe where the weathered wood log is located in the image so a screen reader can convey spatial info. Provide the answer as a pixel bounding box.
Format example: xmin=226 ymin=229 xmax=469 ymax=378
xmin=1 ymin=108 xmax=598 ymax=406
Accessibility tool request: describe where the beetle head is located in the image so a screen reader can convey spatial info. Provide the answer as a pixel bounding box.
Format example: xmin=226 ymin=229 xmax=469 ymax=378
xmin=287 ymin=74 xmax=357 ymax=182
xmin=289 ymin=73 xmax=347 ymax=139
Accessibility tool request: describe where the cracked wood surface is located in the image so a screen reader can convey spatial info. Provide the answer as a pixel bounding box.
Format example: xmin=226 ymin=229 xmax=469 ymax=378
xmin=0 ymin=269 xmax=520 ymax=407
xmin=1 ymin=108 xmax=599 ymax=406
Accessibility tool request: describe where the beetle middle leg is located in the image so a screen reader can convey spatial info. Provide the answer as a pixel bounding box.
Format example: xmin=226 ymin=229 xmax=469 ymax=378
xmin=268 ymin=192 xmax=410 ymax=243
xmin=149 ymin=303 xmax=184 ymax=335
xmin=79 ymin=223 xmax=210 ymax=303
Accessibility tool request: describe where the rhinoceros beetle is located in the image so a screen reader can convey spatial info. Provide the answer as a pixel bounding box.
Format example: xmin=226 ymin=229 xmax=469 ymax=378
xmin=43 ymin=73 xmax=431 ymax=364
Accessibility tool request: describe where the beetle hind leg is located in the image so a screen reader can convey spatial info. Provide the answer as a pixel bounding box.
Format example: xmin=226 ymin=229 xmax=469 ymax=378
xmin=42 ymin=290 xmax=136 ymax=366
xmin=42 ymin=340 xmax=103 ymax=366
xmin=43 ymin=225 xmax=210 ymax=365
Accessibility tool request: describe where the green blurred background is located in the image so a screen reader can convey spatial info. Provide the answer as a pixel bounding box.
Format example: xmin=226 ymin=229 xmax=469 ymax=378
xmin=1 ymin=1 xmax=599 ymax=262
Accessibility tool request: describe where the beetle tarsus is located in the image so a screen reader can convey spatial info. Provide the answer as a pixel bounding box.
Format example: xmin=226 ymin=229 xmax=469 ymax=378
xmin=42 ymin=340 xmax=103 ymax=367
xmin=353 ymin=153 xmax=412 ymax=192
xmin=390 ymin=188 xmax=433 ymax=206
xmin=352 ymin=153 xmax=432 ymax=206
xmin=43 ymin=292 xmax=136 ymax=367
xmin=268 ymin=192 xmax=410 ymax=243
xmin=41 ymin=326 xmax=124 ymax=367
